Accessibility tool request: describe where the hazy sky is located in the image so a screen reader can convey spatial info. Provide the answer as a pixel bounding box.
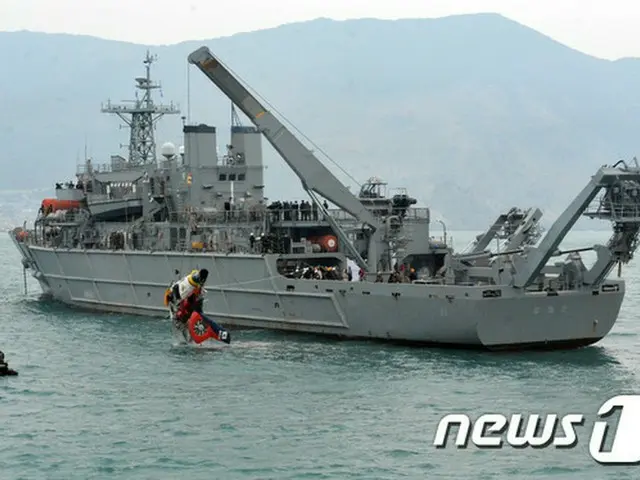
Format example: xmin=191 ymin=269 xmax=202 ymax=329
xmin=2 ymin=0 xmax=638 ymax=60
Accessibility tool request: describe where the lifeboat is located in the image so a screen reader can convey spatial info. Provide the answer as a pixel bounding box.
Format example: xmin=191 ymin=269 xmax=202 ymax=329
xmin=41 ymin=198 xmax=81 ymax=212
xmin=309 ymin=235 xmax=338 ymax=252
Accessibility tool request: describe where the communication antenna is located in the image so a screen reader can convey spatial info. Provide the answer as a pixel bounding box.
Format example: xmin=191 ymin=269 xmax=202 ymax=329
xmin=101 ymin=50 xmax=180 ymax=166
xmin=187 ymin=59 xmax=191 ymax=124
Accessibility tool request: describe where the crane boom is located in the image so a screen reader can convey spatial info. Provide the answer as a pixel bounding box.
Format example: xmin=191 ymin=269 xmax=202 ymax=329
xmin=187 ymin=47 xmax=380 ymax=231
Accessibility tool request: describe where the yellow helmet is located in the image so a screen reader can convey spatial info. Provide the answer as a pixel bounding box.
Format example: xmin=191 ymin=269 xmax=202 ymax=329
xmin=191 ymin=269 xmax=209 ymax=285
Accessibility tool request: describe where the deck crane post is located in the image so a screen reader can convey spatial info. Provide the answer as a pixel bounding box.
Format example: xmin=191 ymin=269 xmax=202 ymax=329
xmin=512 ymin=165 xmax=640 ymax=288
xmin=187 ymin=46 xmax=383 ymax=272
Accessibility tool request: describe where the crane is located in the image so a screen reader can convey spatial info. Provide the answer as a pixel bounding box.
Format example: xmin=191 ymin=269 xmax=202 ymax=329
xmin=187 ymin=46 xmax=383 ymax=272
xmin=512 ymin=164 xmax=640 ymax=289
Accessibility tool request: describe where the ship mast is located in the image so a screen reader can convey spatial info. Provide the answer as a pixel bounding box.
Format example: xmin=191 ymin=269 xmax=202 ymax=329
xmin=101 ymin=50 xmax=180 ymax=166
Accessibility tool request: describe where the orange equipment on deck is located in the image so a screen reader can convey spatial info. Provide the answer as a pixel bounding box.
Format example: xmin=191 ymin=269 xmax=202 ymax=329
xmin=309 ymin=235 xmax=338 ymax=252
xmin=13 ymin=228 xmax=28 ymax=242
xmin=41 ymin=199 xmax=81 ymax=212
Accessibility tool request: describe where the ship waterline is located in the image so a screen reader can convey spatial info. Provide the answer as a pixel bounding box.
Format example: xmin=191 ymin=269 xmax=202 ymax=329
xmin=14 ymin=243 xmax=624 ymax=350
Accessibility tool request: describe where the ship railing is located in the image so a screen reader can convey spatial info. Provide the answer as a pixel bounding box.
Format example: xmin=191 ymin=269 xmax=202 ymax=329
xmin=262 ymin=208 xmax=364 ymax=224
xmin=328 ymin=207 xmax=429 ymax=221
xmin=584 ymin=198 xmax=640 ymax=222
xmin=86 ymin=193 xmax=141 ymax=203
xmin=37 ymin=209 xmax=86 ymax=225
xmin=265 ymin=207 xmax=430 ymax=223
xmin=101 ymin=102 xmax=179 ymax=115
xmin=399 ymin=208 xmax=430 ymax=222
xmin=185 ymin=243 xmax=253 ymax=254
xmin=76 ymin=163 xmax=114 ymax=174
xmin=162 ymin=206 xmax=431 ymax=225
xmin=267 ymin=209 xmax=336 ymax=223
xmin=27 ymin=235 xmax=257 ymax=254
xmin=145 ymin=243 xmax=254 ymax=254
xmin=168 ymin=209 xmax=268 ymax=224
xmin=76 ymin=161 xmax=142 ymax=175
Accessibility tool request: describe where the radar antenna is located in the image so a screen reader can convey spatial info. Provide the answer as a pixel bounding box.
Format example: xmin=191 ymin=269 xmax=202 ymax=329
xmin=101 ymin=50 xmax=180 ymax=166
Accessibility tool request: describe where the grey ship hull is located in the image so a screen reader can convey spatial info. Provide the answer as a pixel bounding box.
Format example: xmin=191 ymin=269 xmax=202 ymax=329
xmin=13 ymin=241 xmax=624 ymax=350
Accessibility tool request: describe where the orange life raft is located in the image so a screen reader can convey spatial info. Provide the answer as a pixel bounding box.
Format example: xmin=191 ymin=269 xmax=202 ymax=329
xmin=41 ymin=198 xmax=81 ymax=212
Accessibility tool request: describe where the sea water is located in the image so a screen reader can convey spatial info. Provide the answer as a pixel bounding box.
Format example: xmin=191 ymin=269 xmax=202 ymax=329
xmin=1 ymin=231 xmax=639 ymax=479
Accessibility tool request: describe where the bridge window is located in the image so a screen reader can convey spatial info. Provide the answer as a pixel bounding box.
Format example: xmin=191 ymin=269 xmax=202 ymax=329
xmin=219 ymin=174 xmax=227 ymax=181
xmin=238 ymin=173 xmax=246 ymax=181
xmin=229 ymin=173 xmax=236 ymax=181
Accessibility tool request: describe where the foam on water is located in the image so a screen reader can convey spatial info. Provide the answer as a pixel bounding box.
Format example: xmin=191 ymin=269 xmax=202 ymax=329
xmin=170 ymin=340 xmax=229 ymax=351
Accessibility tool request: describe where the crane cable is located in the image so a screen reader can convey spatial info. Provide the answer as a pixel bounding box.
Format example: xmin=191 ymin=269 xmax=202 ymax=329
xmin=218 ymin=60 xmax=364 ymax=190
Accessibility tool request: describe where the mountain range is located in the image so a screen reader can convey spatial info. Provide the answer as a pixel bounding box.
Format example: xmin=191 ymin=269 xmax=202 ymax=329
xmin=2 ymin=13 xmax=640 ymax=230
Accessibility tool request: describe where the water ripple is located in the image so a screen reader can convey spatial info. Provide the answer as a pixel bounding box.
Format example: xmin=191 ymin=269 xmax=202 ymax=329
xmin=2 ymin=232 xmax=640 ymax=479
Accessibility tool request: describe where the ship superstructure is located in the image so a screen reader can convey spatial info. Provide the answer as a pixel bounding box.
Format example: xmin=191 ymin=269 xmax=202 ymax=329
xmin=9 ymin=47 xmax=640 ymax=350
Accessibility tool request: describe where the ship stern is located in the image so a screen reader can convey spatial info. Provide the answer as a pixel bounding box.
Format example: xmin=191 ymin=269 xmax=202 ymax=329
xmin=475 ymin=282 xmax=625 ymax=351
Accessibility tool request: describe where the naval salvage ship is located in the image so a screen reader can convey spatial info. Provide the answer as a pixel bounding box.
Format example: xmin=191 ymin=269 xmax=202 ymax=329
xmin=9 ymin=47 xmax=640 ymax=350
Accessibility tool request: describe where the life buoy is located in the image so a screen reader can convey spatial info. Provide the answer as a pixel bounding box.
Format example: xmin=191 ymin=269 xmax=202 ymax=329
xmin=187 ymin=311 xmax=219 ymax=344
xmin=308 ymin=235 xmax=338 ymax=252
xmin=324 ymin=236 xmax=337 ymax=251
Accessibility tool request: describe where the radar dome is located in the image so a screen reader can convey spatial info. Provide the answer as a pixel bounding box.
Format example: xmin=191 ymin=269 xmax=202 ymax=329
xmin=179 ymin=145 xmax=185 ymax=155
xmin=160 ymin=142 xmax=176 ymax=159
